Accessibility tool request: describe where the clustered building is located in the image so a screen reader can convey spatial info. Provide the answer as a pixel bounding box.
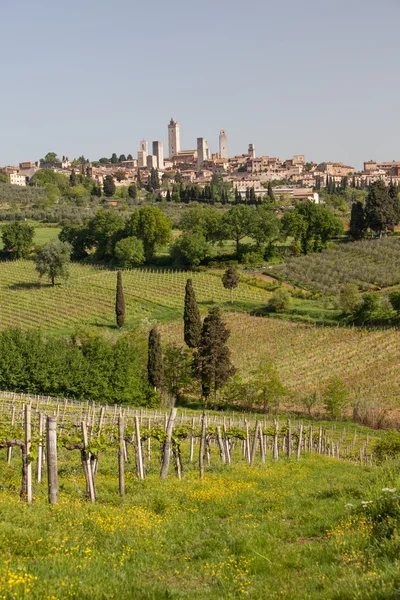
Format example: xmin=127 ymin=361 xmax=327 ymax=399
xmin=3 ymin=119 xmax=400 ymax=199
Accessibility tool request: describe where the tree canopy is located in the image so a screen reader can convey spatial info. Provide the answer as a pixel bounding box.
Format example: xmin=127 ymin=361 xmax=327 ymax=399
xmin=34 ymin=239 xmax=71 ymax=285
xmin=2 ymin=222 xmax=35 ymax=259
xmin=282 ymin=201 xmax=343 ymax=254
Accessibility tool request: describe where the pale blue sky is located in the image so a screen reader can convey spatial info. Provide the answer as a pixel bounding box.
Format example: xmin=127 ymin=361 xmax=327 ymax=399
xmin=1 ymin=0 xmax=399 ymax=169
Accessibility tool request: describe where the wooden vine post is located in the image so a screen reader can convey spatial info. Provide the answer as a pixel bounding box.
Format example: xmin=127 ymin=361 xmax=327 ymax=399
xmin=118 ymin=414 xmax=125 ymax=497
xmin=81 ymin=421 xmax=96 ymax=502
xmin=134 ymin=416 xmax=145 ymax=480
xmin=7 ymin=405 xmax=15 ymax=465
xmin=22 ymin=404 xmax=32 ymax=504
xmin=199 ymin=412 xmax=207 ymax=479
xmin=46 ymin=416 xmax=58 ymax=504
xmin=37 ymin=413 xmax=44 ymax=483
xmin=160 ymin=408 xmax=177 ymax=480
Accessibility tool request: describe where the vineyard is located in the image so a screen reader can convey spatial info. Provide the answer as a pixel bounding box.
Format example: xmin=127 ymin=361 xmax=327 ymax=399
xmin=0 ymin=261 xmax=269 ymax=331
xmin=163 ymin=313 xmax=400 ymax=410
xmin=272 ymin=237 xmax=400 ymax=294
xmin=0 ymin=392 xmax=398 ymax=599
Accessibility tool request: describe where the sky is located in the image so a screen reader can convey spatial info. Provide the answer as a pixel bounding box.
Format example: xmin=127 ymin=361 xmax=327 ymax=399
xmin=1 ymin=0 xmax=400 ymax=169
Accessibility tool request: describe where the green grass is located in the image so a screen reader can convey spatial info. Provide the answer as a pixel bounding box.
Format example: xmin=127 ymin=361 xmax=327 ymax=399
xmin=1 ymin=446 xmax=399 ymax=599
xmin=0 ymin=226 xmax=60 ymax=250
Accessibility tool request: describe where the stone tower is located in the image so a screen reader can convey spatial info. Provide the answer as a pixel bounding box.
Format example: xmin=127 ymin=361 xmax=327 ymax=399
xmin=152 ymin=141 xmax=164 ymax=169
xmin=197 ymin=137 xmax=209 ymax=171
xmin=168 ymin=118 xmax=180 ymax=159
xmin=219 ymin=129 xmax=228 ymax=159
xmin=248 ymin=143 xmax=255 ymax=158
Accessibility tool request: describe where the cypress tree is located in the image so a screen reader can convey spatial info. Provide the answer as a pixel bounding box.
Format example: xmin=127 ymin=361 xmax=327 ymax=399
xmin=349 ymin=201 xmax=366 ymax=240
xmin=184 ymin=279 xmax=202 ymax=348
xmin=69 ymin=169 xmax=76 ymax=187
xmin=267 ymin=181 xmax=275 ymax=203
xmin=115 ymin=271 xmax=126 ymax=328
xmin=195 ymin=307 xmax=235 ymax=402
xmin=222 ymin=266 xmax=239 ymax=303
xmin=365 ymin=180 xmax=391 ymax=236
xmin=147 ymin=326 xmax=163 ymax=390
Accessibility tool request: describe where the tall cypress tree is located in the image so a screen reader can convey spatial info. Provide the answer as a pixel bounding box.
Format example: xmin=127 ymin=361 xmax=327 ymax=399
xmin=147 ymin=326 xmax=163 ymax=390
xmin=267 ymin=181 xmax=275 ymax=203
xmin=184 ymin=279 xmax=201 ymax=348
xmin=115 ymin=271 xmax=126 ymax=328
xmin=349 ymin=201 xmax=366 ymax=240
xmin=195 ymin=307 xmax=235 ymax=402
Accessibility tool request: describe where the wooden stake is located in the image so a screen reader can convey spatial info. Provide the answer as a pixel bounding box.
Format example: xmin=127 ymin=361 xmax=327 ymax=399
xmin=134 ymin=416 xmax=145 ymax=480
xmin=118 ymin=415 xmax=125 ymax=497
xmin=36 ymin=413 xmax=44 ymax=483
xmin=46 ymin=416 xmax=58 ymax=504
xmin=160 ymin=408 xmax=177 ymax=480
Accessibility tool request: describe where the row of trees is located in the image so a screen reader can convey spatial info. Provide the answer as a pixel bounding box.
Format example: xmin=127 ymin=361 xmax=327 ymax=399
xmin=349 ymin=181 xmax=400 ymax=239
xmin=146 ymin=280 xmax=235 ymax=404
xmin=0 ymin=327 xmax=155 ymax=405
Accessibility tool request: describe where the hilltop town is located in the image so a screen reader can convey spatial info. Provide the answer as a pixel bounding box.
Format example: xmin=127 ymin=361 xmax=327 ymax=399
xmin=2 ymin=118 xmax=399 ymax=204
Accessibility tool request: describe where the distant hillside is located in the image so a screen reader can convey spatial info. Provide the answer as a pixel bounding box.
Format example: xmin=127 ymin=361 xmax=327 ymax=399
xmin=0 ymin=182 xmax=46 ymax=206
xmin=272 ymin=237 xmax=400 ymax=294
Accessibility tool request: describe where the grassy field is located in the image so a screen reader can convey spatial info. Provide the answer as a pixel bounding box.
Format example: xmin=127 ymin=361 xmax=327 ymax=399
xmin=1 ymin=446 xmax=399 ymax=599
xmin=0 ymin=226 xmax=61 ymax=250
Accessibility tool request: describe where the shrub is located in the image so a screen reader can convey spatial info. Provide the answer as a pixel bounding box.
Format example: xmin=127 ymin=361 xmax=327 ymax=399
xmin=242 ymin=251 xmax=265 ymax=265
xmin=323 ymin=377 xmax=349 ymax=418
xmin=267 ymin=288 xmax=292 ymax=313
xmin=170 ymin=233 xmax=209 ymax=267
xmin=375 ymin=431 xmax=400 ymax=461
xmin=339 ymin=283 xmax=359 ymax=315
xmin=355 ymin=292 xmax=381 ymax=322
xmin=114 ymin=236 xmax=145 ymax=268
xmin=389 ymin=290 xmax=400 ymax=315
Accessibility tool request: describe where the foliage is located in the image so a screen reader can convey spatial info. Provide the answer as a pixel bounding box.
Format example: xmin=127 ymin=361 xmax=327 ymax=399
xmin=147 ymin=326 xmax=163 ymax=391
xmin=374 ymin=431 xmax=400 ymax=461
xmin=103 ymin=175 xmax=116 ymax=198
xmin=34 ymin=239 xmax=71 ymax=285
xmin=349 ymin=201 xmax=366 ymax=240
xmin=355 ymin=292 xmax=381 ymax=322
xmin=88 ymin=209 xmax=125 ymax=260
xmin=195 ymin=307 xmax=236 ymax=400
xmin=273 ymin=237 xmax=400 ymax=295
xmin=221 ymin=205 xmax=256 ymax=255
xmin=339 ymin=283 xmax=359 ymax=315
xmin=125 ymin=206 xmax=171 ymax=263
xmin=1 ymin=222 xmax=34 ymax=259
xmin=267 ymin=288 xmax=292 ymax=313
xmin=183 ymin=278 xmax=202 ymax=349
xmin=389 ymin=290 xmax=400 ymax=315
xmin=114 ymin=236 xmax=145 ymax=268
xmin=115 ymin=271 xmax=125 ymax=328
xmin=282 ymin=201 xmax=343 ymax=254
xmin=365 ymin=180 xmax=400 ymax=235
xmin=179 ymin=205 xmax=222 ymax=243
xmin=163 ymin=343 xmax=193 ymax=403
xmin=0 ymin=327 xmax=153 ymax=404
xmin=222 ymin=266 xmax=239 ymax=303
xmin=59 ymin=224 xmax=92 ymax=260
xmin=322 ymin=377 xmax=349 ymax=418
xmin=250 ymin=360 xmax=287 ymax=412
xmin=170 ymin=233 xmax=209 ymax=267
